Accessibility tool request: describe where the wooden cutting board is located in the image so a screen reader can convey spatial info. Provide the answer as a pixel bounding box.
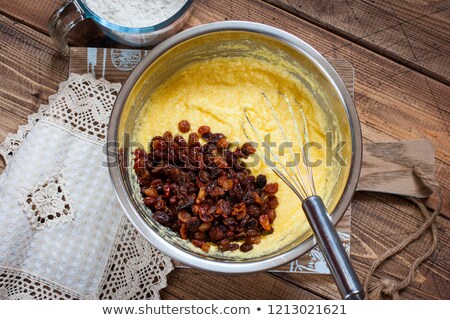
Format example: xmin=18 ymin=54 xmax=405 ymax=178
xmin=69 ymin=47 xmax=434 ymax=273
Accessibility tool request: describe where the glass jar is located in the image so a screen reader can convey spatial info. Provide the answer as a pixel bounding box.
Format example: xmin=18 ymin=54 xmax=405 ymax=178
xmin=48 ymin=0 xmax=195 ymax=55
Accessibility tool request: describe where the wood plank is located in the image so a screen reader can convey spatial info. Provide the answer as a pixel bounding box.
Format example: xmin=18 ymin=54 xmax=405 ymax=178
xmin=277 ymin=191 xmax=450 ymax=300
xmin=352 ymin=192 xmax=450 ymax=299
xmin=0 ymin=0 xmax=63 ymax=34
xmin=358 ymin=140 xmax=435 ymax=198
xmin=160 ymin=268 xmax=323 ymax=299
xmin=0 ymin=15 xmax=68 ymax=143
xmin=360 ymin=127 xmax=449 ymax=215
xmin=264 ymin=0 xmax=450 ymax=85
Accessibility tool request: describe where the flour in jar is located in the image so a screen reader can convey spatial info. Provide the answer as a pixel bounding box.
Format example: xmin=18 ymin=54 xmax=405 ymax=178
xmin=84 ymin=0 xmax=188 ymax=28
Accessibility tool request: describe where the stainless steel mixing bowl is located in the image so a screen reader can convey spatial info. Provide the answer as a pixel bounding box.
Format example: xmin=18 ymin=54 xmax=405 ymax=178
xmin=107 ymin=21 xmax=362 ymax=273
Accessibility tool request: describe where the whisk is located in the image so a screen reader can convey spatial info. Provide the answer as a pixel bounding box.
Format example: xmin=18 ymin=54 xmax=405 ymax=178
xmin=243 ymin=93 xmax=365 ymax=300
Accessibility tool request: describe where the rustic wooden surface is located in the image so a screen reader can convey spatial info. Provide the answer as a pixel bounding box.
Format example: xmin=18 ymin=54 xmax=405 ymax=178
xmin=0 ymin=0 xmax=449 ymax=300
xmin=263 ymin=0 xmax=450 ymax=85
xmin=358 ymin=140 xmax=435 ymax=197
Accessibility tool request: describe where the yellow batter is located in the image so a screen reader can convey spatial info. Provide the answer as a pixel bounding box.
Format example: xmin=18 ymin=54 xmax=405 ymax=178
xmin=133 ymin=56 xmax=338 ymax=258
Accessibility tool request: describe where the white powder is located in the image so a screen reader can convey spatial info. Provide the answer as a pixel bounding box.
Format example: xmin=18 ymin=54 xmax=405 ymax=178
xmin=84 ymin=0 xmax=188 ymax=28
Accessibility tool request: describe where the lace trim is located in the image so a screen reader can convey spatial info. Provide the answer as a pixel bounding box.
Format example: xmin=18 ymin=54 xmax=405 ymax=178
xmin=96 ymin=217 xmax=174 ymax=300
xmin=19 ymin=171 xmax=74 ymax=231
xmin=0 ymin=73 xmax=173 ymax=300
xmin=0 ymin=266 xmax=82 ymax=300
xmin=42 ymin=73 xmax=121 ymax=144
xmin=0 ymin=73 xmax=122 ymax=166
xmin=0 ymin=105 xmax=48 ymax=165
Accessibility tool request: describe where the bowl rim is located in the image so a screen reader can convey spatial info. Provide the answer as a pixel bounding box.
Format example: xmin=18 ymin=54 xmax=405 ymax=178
xmin=107 ymin=21 xmax=362 ymax=273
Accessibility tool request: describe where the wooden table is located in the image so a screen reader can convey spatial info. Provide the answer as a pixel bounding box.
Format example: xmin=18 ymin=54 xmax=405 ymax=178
xmin=0 ymin=0 xmax=449 ymax=300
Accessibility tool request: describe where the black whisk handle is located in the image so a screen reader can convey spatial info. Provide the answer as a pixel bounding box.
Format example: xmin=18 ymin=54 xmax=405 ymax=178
xmin=302 ymin=195 xmax=365 ymax=300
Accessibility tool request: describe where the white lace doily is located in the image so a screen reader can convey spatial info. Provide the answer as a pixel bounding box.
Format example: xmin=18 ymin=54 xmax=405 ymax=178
xmin=0 ymin=73 xmax=173 ymax=300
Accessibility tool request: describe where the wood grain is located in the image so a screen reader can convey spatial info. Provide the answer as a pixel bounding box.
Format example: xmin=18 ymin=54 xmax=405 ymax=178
xmin=0 ymin=0 xmax=63 ymax=34
xmin=161 ymin=269 xmax=323 ymax=299
xmin=358 ymin=140 xmax=435 ymax=197
xmin=264 ymin=0 xmax=450 ymax=85
xmin=277 ymin=192 xmax=450 ymax=300
xmin=0 ymin=0 xmax=449 ymax=300
xmin=0 ymin=15 xmax=68 ymax=142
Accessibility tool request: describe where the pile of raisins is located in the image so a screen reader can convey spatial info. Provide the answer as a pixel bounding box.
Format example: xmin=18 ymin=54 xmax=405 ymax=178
xmin=133 ymin=120 xmax=279 ymax=253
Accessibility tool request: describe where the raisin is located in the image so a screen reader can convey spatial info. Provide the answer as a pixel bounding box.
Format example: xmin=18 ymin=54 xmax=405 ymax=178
xmin=186 ymin=216 xmax=200 ymax=232
xmin=261 ymin=228 xmax=274 ymax=236
xmin=268 ymin=195 xmax=279 ymax=209
xmin=246 ymin=229 xmax=260 ymax=237
xmin=223 ymin=217 xmax=236 ymax=226
xmin=178 ymin=210 xmax=191 ymax=223
xmin=153 ymin=211 xmax=171 ymax=226
xmin=174 ymin=135 xmax=187 ymax=147
xmin=202 ymin=132 xmax=213 ymax=141
xmin=222 ymin=179 xmax=234 ymax=191
xmin=209 ymin=226 xmax=225 ymax=241
xmin=163 ymin=131 xmax=173 ymax=141
xmin=210 ymin=187 xmax=225 ymax=197
xmin=199 ymin=212 xmax=214 ymax=223
xmin=259 ymin=214 xmax=271 ymax=231
xmin=143 ymin=187 xmax=158 ymax=198
xmin=191 ymin=239 xmax=205 ymax=248
xmin=241 ymin=142 xmax=257 ymax=156
xmin=180 ymin=223 xmax=188 ymax=239
xmin=217 ymin=138 xmax=228 ymax=149
xmin=196 ymin=187 xmax=206 ymax=203
xmin=188 ymin=132 xmax=199 ymax=145
xmin=213 ymin=157 xmax=229 ymax=169
xmin=201 ymin=242 xmax=211 ymax=252
xmin=194 ymin=231 xmax=206 ymax=240
xmin=232 ymin=203 xmax=247 ymax=217
xmin=198 ymin=125 xmax=211 ymax=135
xmin=217 ymin=200 xmax=231 ymax=215
xmin=248 ymin=235 xmax=261 ymax=245
xmin=144 ymin=197 xmax=157 ymax=207
xmin=219 ymin=239 xmax=230 ymax=252
xmin=154 ymin=200 xmax=165 ymax=211
xmin=234 ymin=232 xmax=247 ymax=241
xmin=211 ymin=133 xmax=225 ymax=143
xmin=178 ymin=120 xmax=191 ymax=133
xmin=199 ymin=222 xmax=212 ymax=232
xmin=199 ymin=170 xmax=209 ymax=183
xmin=163 ymin=184 xmax=171 ymax=198
xmin=151 ymin=179 xmax=163 ymax=188
xmin=253 ymin=193 xmax=263 ymax=205
xmin=247 ymin=205 xmax=261 ymax=217
xmin=247 ymin=218 xmax=258 ymax=230
xmin=264 ymin=183 xmax=279 ymax=194
xmin=240 ymin=243 xmax=253 ymax=252
xmin=255 ymin=175 xmax=267 ymax=189
xmin=134 ymin=123 xmax=279 ymax=254
xmin=151 ymin=136 xmax=163 ymax=151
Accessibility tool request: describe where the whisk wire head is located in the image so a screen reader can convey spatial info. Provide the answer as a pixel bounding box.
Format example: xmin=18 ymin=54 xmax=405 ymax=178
xmin=243 ymin=93 xmax=317 ymax=201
